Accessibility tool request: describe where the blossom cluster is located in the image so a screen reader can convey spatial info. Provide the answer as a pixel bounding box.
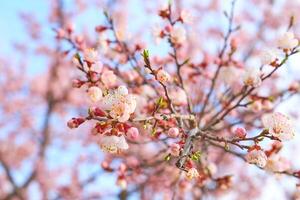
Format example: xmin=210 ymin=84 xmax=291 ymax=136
xmin=63 ymin=1 xmax=300 ymax=198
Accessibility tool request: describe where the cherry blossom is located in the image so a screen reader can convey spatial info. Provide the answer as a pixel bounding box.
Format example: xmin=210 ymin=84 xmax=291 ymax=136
xmin=169 ymin=143 xmax=180 ymax=157
xmin=243 ymin=67 xmax=262 ymax=87
xmin=262 ymin=112 xmax=295 ymax=141
xmin=87 ymin=86 xmax=103 ymax=102
xmin=277 ymin=32 xmax=298 ymax=50
xmin=101 ymin=70 xmax=117 ymax=88
xmin=170 ymin=25 xmax=187 ymax=45
xmin=127 ymin=127 xmax=139 ymax=140
xmin=156 ymin=69 xmax=171 ymax=83
xmin=168 ymin=127 xmax=180 ymax=138
xmin=3 ymin=0 xmax=300 ymax=199
xmin=83 ymin=48 xmax=99 ymax=63
xmin=260 ymin=49 xmax=278 ymax=65
xmin=245 ymin=149 xmax=268 ymax=168
xmin=186 ymin=168 xmax=199 ymax=180
xmin=265 ymin=154 xmax=291 ymax=172
xmin=101 ymin=86 xmax=136 ymax=122
xmin=98 ymin=135 xmax=129 ymax=153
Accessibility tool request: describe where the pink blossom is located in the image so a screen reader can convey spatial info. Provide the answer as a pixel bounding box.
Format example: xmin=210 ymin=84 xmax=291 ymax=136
xmin=262 ymin=112 xmax=295 ymax=140
xmin=243 ymin=67 xmax=261 ymax=87
xmin=101 ymin=70 xmax=117 ymax=88
xmin=127 ymin=127 xmax=139 ymax=140
xmin=98 ymin=135 xmax=129 ymax=153
xmin=234 ymin=127 xmax=247 ymax=138
xmin=169 ymin=143 xmax=180 ymax=157
xmin=156 ymin=69 xmax=171 ymax=84
xmin=168 ymin=127 xmax=180 ymax=138
xmin=83 ymin=48 xmax=99 ymax=63
xmin=245 ymin=149 xmax=267 ymax=168
xmin=260 ymin=49 xmax=277 ymax=65
xmin=265 ymin=154 xmax=291 ymax=172
xmin=277 ymin=32 xmax=298 ymax=49
xmin=170 ymin=25 xmax=186 ymax=44
xmin=87 ymin=86 xmax=103 ymax=102
xmin=101 ymin=86 xmax=136 ymax=122
xmin=169 ymin=87 xmax=188 ymax=106
xmin=186 ymin=168 xmax=199 ymax=180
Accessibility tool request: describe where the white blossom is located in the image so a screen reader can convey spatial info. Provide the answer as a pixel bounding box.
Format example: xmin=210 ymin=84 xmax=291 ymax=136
xmin=170 ymin=25 xmax=186 ymax=44
xmin=260 ymin=49 xmax=277 ymax=65
xmin=277 ymin=32 xmax=298 ymax=49
xmin=245 ymin=149 xmax=267 ymax=168
xmin=262 ymin=112 xmax=295 ymax=141
xmin=98 ymin=135 xmax=129 ymax=153
xmin=243 ymin=67 xmax=262 ymax=87
xmin=186 ymin=168 xmax=199 ymax=180
xmin=87 ymin=86 xmax=103 ymax=102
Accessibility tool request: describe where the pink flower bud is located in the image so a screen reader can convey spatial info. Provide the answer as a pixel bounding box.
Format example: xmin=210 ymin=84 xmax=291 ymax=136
xmin=72 ymin=79 xmax=84 ymax=88
xmin=234 ymin=127 xmax=246 ymax=138
xmin=89 ymin=107 xmax=106 ymax=117
xmin=67 ymin=118 xmax=85 ymax=129
xmin=95 ymin=25 xmax=108 ymax=33
xmin=168 ymin=127 xmax=179 ymax=138
xmin=75 ymin=35 xmax=84 ymax=44
xmin=101 ymin=161 xmax=111 ymax=171
xmin=101 ymin=70 xmax=117 ymax=88
xmin=127 ymin=127 xmax=139 ymax=140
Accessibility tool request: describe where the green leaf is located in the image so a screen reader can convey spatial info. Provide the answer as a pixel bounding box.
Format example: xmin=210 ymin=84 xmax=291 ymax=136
xmin=164 ymin=154 xmax=171 ymax=161
xmin=151 ymin=128 xmax=157 ymax=136
xmin=191 ymin=151 xmax=201 ymax=161
xmin=142 ymin=49 xmax=149 ymax=59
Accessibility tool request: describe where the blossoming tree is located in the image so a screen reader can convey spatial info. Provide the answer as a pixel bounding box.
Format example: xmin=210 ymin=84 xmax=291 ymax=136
xmin=2 ymin=0 xmax=300 ymax=199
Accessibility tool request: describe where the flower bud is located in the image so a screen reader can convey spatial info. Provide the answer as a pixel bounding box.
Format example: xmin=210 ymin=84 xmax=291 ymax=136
xmin=127 ymin=127 xmax=139 ymax=140
xmin=89 ymin=106 xmax=106 ymax=117
xmin=277 ymin=32 xmax=298 ymax=50
xmin=234 ymin=127 xmax=246 ymax=138
xmin=72 ymin=79 xmax=84 ymax=88
xmin=67 ymin=117 xmax=85 ymax=129
xmin=168 ymin=127 xmax=179 ymax=138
